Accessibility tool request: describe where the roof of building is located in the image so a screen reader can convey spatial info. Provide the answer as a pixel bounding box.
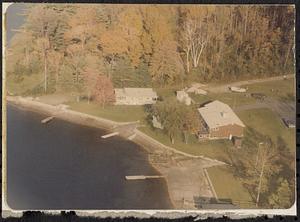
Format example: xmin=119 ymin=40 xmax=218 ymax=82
xmin=114 ymin=88 xmax=158 ymax=98
xmin=198 ymin=100 xmax=245 ymax=128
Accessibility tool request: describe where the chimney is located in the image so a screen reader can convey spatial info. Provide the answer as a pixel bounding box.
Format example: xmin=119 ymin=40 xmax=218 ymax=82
xmin=220 ymin=111 xmax=226 ymax=117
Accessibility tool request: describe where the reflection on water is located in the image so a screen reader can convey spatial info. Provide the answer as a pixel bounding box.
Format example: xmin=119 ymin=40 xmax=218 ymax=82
xmin=7 ymin=104 xmax=172 ymax=210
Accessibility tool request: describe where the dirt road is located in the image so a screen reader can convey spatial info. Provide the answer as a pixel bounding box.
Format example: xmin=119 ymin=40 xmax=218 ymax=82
xmin=204 ymin=74 xmax=294 ymax=93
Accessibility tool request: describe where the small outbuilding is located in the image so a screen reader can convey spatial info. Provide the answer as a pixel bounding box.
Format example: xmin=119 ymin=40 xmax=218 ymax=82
xmin=176 ymin=90 xmax=192 ymax=106
xmin=152 ymin=115 xmax=164 ymax=129
xmin=232 ymin=136 xmax=243 ymax=148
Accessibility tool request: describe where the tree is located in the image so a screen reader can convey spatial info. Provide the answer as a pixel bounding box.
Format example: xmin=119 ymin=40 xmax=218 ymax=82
xmin=82 ymin=54 xmax=107 ymax=103
xmin=64 ymin=6 xmax=101 ymax=52
xmin=268 ymin=178 xmax=293 ymax=208
xmin=93 ymin=75 xmax=115 ymax=107
xmin=24 ymin=5 xmax=62 ymax=93
xmin=7 ymin=5 xmax=295 ymax=95
xmin=234 ymin=130 xmax=282 ymax=207
xmin=254 ymin=138 xmax=280 ymax=207
xmin=116 ymin=7 xmax=144 ymax=68
xmin=47 ymin=50 xmax=64 ymax=87
xmin=180 ymin=106 xmax=201 ymax=144
xmin=149 ymin=40 xmax=184 ymax=86
xmin=98 ymin=29 xmax=128 ymax=78
xmin=152 ymin=100 xmax=183 ymax=144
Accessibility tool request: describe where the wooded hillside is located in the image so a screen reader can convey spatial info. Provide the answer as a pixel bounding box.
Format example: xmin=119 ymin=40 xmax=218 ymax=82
xmin=6 ymin=4 xmax=294 ymax=95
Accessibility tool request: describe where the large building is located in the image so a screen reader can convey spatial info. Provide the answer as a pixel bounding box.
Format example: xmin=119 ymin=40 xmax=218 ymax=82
xmin=114 ymin=88 xmax=158 ymax=105
xmin=198 ymin=100 xmax=245 ymax=140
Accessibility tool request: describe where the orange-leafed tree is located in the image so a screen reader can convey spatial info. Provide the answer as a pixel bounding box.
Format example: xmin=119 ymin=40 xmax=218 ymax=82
xmin=93 ymin=75 xmax=115 ymax=107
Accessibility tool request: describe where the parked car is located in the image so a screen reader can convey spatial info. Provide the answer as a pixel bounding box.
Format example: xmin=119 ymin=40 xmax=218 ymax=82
xmin=282 ymin=117 xmax=295 ymax=128
xmin=229 ymin=86 xmax=247 ymax=93
xmin=251 ymin=93 xmax=266 ymax=101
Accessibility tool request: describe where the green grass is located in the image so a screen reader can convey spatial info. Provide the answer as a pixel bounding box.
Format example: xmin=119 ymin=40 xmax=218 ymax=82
xmin=207 ymin=108 xmax=295 ymax=209
xmin=140 ymin=126 xmax=233 ymax=162
xmin=207 ymin=166 xmax=255 ymax=208
xmin=156 ymin=86 xmax=257 ymax=108
xmin=237 ymin=108 xmax=295 ymax=152
xmin=67 ymin=101 xmax=147 ymax=123
xmin=242 ymin=78 xmax=295 ymax=102
xmin=210 ymin=92 xmax=257 ymax=107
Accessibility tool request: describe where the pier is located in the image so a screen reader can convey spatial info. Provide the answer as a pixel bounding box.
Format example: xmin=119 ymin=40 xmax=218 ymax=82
xmin=41 ymin=116 xmax=54 ymax=124
xmin=101 ymin=132 xmax=119 ymax=138
xmin=125 ymin=175 xmax=165 ymax=180
xmin=127 ymin=133 xmax=136 ymax=140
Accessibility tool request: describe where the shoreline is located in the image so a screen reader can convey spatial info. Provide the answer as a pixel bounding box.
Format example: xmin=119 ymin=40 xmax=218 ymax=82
xmin=6 ymin=96 xmax=225 ymax=209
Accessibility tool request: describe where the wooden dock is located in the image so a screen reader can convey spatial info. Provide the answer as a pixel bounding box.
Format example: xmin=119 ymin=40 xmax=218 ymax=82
xmin=125 ymin=175 xmax=164 ymax=180
xmin=41 ymin=116 xmax=54 ymax=124
xmin=127 ymin=133 xmax=136 ymax=140
xmin=101 ymin=132 xmax=119 ymax=139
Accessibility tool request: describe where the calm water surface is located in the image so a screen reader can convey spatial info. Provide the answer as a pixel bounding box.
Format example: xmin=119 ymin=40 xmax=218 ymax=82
xmin=7 ymin=104 xmax=172 ymax=210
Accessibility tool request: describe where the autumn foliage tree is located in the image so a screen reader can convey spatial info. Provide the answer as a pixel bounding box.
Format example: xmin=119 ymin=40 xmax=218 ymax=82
xmin=92 ymin=75 xmax=115 ymax=107
xmin=149 ymin=40 xmax=184 ymax=86
xmin=7 ymin=4 xmax=295 ymax=95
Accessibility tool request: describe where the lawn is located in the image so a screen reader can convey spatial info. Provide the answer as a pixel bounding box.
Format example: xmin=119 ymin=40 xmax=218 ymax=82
xmin=190 ymin=78 xmax=295 ymax=107
xmin=210 ymin=92 xmax=257 ymax=107
xmin=157 ymin=86 xmax=258 ymax=108
xmin=67 ymin=101 xmax=147 ymax=123
xmin=207 ymin=166 xmax=255 ymax=208
xmin=237 ymin=108 xmax=295 ymax=152
xmin=140 ymin=126 xmax=233 ymax=162
xmin=242 ymin=78 xmax=295 ymax=102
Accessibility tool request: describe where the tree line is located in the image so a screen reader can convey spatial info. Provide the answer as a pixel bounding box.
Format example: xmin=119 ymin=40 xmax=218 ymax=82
xmin=6 ymin=4 xmax=294 ymax=100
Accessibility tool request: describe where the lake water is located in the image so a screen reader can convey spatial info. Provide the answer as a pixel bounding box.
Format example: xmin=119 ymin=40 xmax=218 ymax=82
xmin=6 ymin=104 xmax=172 ymax=210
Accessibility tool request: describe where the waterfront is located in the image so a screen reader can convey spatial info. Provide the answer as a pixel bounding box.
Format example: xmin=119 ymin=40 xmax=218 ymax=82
xmin=6 ymin=104 xmax=173 ymax=210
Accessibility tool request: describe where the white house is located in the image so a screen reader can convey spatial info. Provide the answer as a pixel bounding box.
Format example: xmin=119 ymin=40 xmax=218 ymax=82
xmin=114 ymin=88 xmax=158 ymax=105
xmin=198 ymin=100 xmax=245 ymax=140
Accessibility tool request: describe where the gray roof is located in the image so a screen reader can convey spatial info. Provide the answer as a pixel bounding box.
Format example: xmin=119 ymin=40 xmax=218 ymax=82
xmin=198 ymin=100 xmax=245 ymax=128
xmin=115 ymin=88 xmax=158 ymax=98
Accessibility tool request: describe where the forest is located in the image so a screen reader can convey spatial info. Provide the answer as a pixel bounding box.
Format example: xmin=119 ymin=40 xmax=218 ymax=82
xmin=6 ymin=4 xmax=294 ymax=99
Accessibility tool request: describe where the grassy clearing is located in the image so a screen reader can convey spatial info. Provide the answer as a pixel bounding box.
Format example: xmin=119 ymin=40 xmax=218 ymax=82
xmin=207 ymin=166 xmax=255 ymax=208
xmin=242 ymin=78 xmax=295 ymax=101
xmin=157 ymin=86 xmax=257 ymax=108
xmin=237 ymin=108 xmax=295 ymax=151
xmin=140 ymin=126 xmax=233 ymax=162
xmin=67 ymin=101 xmax=147 ymax=123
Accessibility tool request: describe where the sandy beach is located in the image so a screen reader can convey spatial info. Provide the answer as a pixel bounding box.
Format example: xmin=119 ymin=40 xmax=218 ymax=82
xmin=6 ymin=96 xmax=226 ymax=209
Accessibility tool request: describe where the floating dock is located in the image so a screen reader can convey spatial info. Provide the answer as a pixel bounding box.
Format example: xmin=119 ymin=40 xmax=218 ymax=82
xmin=101 ymin=132 xmax=119 ymax=139
xmin=41 ymin=116 xmax=54 ymax=124
xmin=125 ymin=175 xmax=164 ymax=180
